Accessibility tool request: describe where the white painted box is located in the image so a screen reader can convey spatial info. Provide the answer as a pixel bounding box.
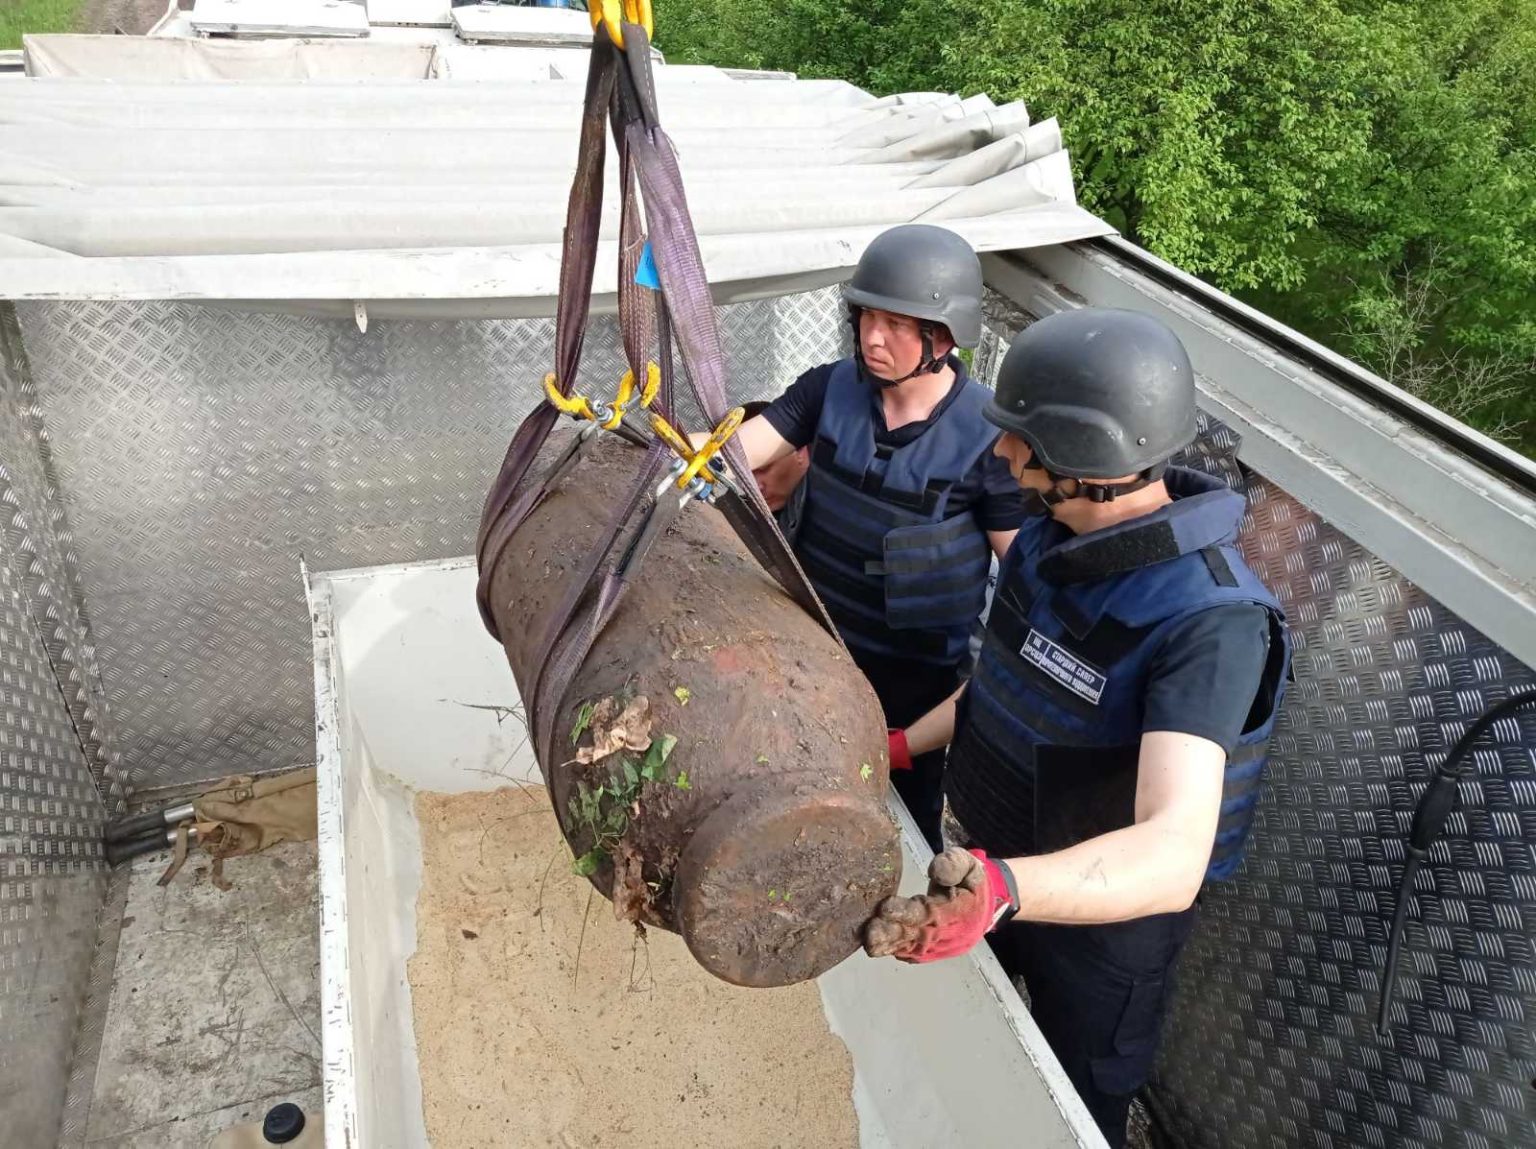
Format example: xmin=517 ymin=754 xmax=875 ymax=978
xmin=307 ymin=555 xmax=1103 ymax=1148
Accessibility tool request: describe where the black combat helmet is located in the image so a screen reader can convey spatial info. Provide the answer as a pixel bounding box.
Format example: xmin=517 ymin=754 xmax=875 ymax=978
xmin=844 ymin=224 xmax=984 ymax=349
xmin=985 ymin=308 xmax=1197 ymax=480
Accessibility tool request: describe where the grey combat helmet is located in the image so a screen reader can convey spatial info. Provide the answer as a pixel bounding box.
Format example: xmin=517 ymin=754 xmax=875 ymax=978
xmin=985 ymin=309 xmax=1197 ymax=484
xmin=844 ymin=225 xmax=984 ymax=349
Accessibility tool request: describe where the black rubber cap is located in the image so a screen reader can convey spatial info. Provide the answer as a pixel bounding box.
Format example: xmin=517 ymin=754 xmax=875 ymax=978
xmin=262 ymin=1103 xmax=306 ymax=1144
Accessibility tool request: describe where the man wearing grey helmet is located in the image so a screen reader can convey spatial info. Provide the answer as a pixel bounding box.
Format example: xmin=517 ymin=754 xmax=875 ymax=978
xmin=732 ymin=224 xmax=1025 ymax=850
xmin=862 ymin=309 xmax=1291 ymax=1147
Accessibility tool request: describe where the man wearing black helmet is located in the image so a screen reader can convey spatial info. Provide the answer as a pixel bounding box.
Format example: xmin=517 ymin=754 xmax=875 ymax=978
xmin=731 ymin=224 xmax=1026 ymax=850
xmin=862 ymin=309 xmax=1291 ymax=1148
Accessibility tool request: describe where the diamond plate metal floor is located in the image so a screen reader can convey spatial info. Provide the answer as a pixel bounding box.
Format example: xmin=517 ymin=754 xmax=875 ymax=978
xmin=80 ymin=841 xmax=320 ymax=1148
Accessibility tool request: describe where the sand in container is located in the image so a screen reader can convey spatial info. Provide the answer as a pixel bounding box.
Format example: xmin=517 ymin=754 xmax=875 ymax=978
xmin=408 ymin=784 xmax=862 ymax=1148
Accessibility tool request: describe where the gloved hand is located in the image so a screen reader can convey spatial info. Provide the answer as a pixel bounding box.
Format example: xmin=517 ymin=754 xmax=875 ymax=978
xmin=888 ymin=728 xmax=913 ymax=772
xmin=863 ymin=847 xmax=1019 ymax=963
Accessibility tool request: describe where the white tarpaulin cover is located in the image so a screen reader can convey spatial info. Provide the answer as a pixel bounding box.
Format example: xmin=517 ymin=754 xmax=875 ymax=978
xmin=23 ymin=34 xmax=442 ymax=79
xmin=1 ymin=34 xmax=1115 ymax=313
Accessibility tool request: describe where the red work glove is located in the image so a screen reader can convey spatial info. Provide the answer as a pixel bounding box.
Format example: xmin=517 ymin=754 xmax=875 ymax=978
xmin=863 ymin=848 xmax=1019 ymax=963
xmin=888 ymin=728 xmax=913 ymax=772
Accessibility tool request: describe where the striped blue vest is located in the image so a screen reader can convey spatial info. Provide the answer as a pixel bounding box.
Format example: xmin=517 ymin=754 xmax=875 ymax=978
xmin=795 ymin=358 xmax=997 ymax=667
xmin=946 ymin=469 xmax=1290 ymax=881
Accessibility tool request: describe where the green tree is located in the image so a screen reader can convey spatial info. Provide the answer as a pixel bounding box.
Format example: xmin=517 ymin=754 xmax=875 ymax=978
xmin=657 ymin=0 xmax=1536 ymax=451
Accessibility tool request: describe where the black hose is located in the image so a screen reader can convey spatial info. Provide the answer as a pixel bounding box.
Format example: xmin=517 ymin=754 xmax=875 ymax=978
xmin=104 ymin=802 xmax=195 ymax=844
xmin=104 ymin=829 xmax=174 ymax=868
xmin=1377 ymin=687 xmax=1536 ymax=1035
xmin=104 ymin=810 xmax=168 ymax=844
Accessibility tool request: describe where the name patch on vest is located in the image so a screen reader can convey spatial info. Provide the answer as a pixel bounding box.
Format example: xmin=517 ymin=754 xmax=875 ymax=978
xmin=1021 ymin=629 xmax=1107 ymax=705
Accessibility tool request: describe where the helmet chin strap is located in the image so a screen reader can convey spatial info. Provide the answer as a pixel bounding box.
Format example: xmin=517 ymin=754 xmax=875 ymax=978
xmin=848 ymin=308 xmax=946 ymax=388
xmin=1022 ymin=454 xmax=1168 ymax=513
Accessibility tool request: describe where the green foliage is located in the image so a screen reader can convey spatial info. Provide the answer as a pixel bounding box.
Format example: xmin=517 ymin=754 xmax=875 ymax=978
xmin=0 ymin=0 xmax=84 ymax=48
xmin=656 ymin=0 xmax=1536 ymax=453
xmin=568 ymin=775 xmax=629 ymax=875
xmin=567 ymin=732 xmax=681 ymax=874
xmin=643 ymin=733 xmax=679 ymax=779
xmin=570 ymin=700 xmax=597 ymax=744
